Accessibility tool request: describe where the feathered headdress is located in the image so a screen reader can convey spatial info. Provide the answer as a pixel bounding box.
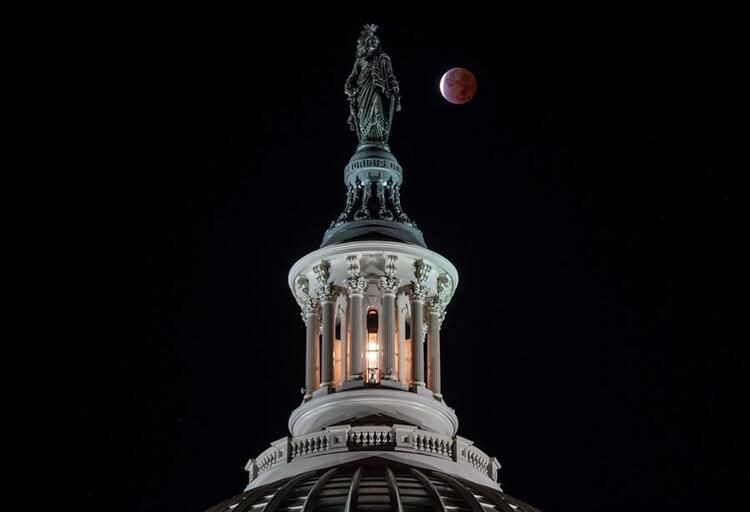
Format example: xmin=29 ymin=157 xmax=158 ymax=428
xmin=361 ymin=24 xmax=378 ymax=37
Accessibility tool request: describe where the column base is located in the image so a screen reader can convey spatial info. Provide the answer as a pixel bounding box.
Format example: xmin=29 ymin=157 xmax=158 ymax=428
xmin=340 ymin=379 xmax=366 ymax=391
xmin=313 ymin=384 xmax=335 ymax=398
xmin=380 ymin=379 xmax=408 ymax=391
xmin=410 ymin=382 xmax=433 ymax=397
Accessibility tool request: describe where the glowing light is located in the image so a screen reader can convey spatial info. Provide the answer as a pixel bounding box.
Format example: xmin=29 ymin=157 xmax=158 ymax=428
xmin=367 ymin=333 xmax=379 ymax=383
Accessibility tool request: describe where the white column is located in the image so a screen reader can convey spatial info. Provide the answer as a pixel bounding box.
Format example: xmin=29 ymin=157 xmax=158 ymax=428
xmin=320 ymin=292 xmax=336 ymax=388
xmin=348 ymin=293 xmax=364 ymax=379
xmin=346 ymin=255 xmax=367 ymax=380
xmin=410 ymin=294 xmax=425 ymax=386
xmin=409 ymin=260 xmax=431 ymax=388
xmin=338 ymin=300 xmax=348 ymax=384
xmin=313 ymin=260 xmax=334 ymax=391
xmin=428 ymin=300 xmax=443 ymax=396
xmin=397 ymin=294 xmax=407 ymax=385
xmin=382 ymin=292 xmax=396 ymax=378
xmin=295 ymin=276 xmax=319 ymax=399
xmin=303 ymin=300 xmax=319 ymax=398
xmin=379 ymin=255 xmax=399 ymax=380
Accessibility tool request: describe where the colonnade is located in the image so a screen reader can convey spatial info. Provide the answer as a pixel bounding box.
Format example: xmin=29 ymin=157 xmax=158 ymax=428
xmin=297 ymin=256 xmax=447 ymax=400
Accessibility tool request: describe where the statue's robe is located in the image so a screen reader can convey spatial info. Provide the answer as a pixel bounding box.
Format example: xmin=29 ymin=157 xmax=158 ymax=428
xmin=346 ymin=52 xmax=399 ymax=142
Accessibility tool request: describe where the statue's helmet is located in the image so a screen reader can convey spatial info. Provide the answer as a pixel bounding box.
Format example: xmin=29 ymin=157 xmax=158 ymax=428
xmin=356 ymin=24 xmax=380 ymax=57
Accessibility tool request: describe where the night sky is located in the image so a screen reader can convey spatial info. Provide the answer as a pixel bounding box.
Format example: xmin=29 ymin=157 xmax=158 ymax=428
xmin=78 ymin=7 xmax=746 ymax=512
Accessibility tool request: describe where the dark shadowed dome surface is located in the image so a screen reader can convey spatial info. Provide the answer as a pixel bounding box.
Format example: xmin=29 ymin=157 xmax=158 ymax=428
xmin=207 ymin=459 xmax=540 ymax=512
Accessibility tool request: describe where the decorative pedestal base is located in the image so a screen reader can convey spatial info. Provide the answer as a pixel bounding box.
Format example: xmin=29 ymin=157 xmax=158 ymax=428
xmin=410 ymin=384 xmax=434 ymax=398
xmin=312 ymin=385 xmax=334 ymax=398
xmin=339 ymin=379 xmax=366 ymax=391
xmin=380 ymin=378 xmax=408 ymax=391
xmin=289 ymin=388 xmax=459 ymax=437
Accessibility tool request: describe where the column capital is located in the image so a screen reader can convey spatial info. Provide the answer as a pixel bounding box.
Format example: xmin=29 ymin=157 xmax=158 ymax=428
xmin=300 ymin=298 xmax=319 ymax=325
xmin=345 ymin=254 xmax=367 ymax=295
xmin=379 ymin=275 xmax=400 ymax=296
xmin=410 ymin=285 xmax=429 ymax=302
xmin=379 ymin=254 xmax=400 ymax=296
xmin=317 ymin=283 xmax=339 ymax=303
xmin=428 ymin=295 xmax=446 ymax=313
xmin=427 ymin=296 xmax=444 ymax=313
xmin=427 ymin=297 xmax=448 ymax=326
xmin=312 ymin=259 xmax=338 ymax=303
xmin=295 ymin=275 xmax=320 ymax=325
xmin=345 ymin=276 xmax=368 ymax=296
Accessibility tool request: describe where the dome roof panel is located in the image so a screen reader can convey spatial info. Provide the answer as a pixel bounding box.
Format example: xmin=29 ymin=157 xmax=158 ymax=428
xmin=207 ymin=459 xmax=540 ymax=512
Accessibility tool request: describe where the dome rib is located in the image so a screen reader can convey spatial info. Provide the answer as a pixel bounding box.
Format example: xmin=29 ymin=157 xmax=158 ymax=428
xmin=344 ymin=467 xmax=362 ymax=512
xmin=463 ymin=480 xmax=541 ymax=512
xmin=263 ymin=471 xmax=317 ymax=512
xmin=301 ymin=467 xmax=339 ymax=512
xmin=408 ymin=467 xmax=447 ymax=512
xmin=431 ymin=472 xmax=484 ymax=512
xmin=385 ymin=467 xmax=404 ymax=512
xmin=206 ymin=461 xmax=540 ymax=512
xmin=226 ymin=482 xmax=280 ymax=512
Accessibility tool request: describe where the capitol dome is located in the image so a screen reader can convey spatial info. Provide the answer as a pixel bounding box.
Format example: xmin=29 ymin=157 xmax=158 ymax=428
xmin=207 ymin=24 xmax=539 ymax=512
xmin=208 ymin=460 xmax=539 ymax=512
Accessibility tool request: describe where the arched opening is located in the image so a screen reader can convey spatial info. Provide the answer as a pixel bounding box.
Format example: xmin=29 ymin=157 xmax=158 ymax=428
xmin=316 ymin=332 xmax=321 ymax=389
xmin=333 ymin=316 xmax=342 ymax=385
xmin=403 ymin=316 xmax=413 ymax=385
xmin=366 ymin=308 xmax=380 ymax=383
xmin=393 ymin=302 xmax=399 ymax=378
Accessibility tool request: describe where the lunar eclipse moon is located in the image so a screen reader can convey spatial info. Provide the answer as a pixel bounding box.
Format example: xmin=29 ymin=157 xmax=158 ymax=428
xmin=440 ymin=67 xmax=477 ymax=104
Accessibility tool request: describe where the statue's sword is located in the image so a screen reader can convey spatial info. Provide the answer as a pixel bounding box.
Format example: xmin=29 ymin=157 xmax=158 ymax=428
xmin=349 ymin=98 xmax=361 ymax=143
xmin=385 ymin=92 xmax=397 ymax=143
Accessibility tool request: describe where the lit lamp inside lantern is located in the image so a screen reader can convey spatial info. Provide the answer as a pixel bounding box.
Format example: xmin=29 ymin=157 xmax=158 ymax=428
xmin=366 ymin=309 xmax=380 ymax=383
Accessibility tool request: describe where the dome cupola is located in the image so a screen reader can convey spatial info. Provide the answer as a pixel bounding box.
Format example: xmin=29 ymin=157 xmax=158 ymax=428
xmin=208 ymin=24 xmax=540 ymax=512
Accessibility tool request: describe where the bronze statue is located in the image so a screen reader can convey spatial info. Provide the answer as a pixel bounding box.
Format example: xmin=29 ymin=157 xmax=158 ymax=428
xmin=345 ymin=24 xmax=401 ymax=144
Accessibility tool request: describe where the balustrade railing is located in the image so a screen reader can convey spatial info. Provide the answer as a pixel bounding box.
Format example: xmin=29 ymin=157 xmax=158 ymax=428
xmin=245 ymin=424 xmax=498 ymax=485
xmin=348 ymin=426 xmax=395 ymax=449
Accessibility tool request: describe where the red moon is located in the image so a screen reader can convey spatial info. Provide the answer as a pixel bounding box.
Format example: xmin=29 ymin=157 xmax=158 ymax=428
xmin=440 ymin=67 xmax=477 ymax=104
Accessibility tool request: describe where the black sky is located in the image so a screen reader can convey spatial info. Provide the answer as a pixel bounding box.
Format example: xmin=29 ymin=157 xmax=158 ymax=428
xmin=73 ymin=7 xmax=747 ymax=512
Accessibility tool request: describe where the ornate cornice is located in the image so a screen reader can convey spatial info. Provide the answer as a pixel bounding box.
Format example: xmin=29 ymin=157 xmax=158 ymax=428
xmin=410 ymin=259 xmax=432 ymax=301
xmin=384 ymin=254 xmax=398 ymax=277
xmin=313 ymin=260 xmax=331 ymax=286
xmin=437 ymin=272 xmax=454 ymax=303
